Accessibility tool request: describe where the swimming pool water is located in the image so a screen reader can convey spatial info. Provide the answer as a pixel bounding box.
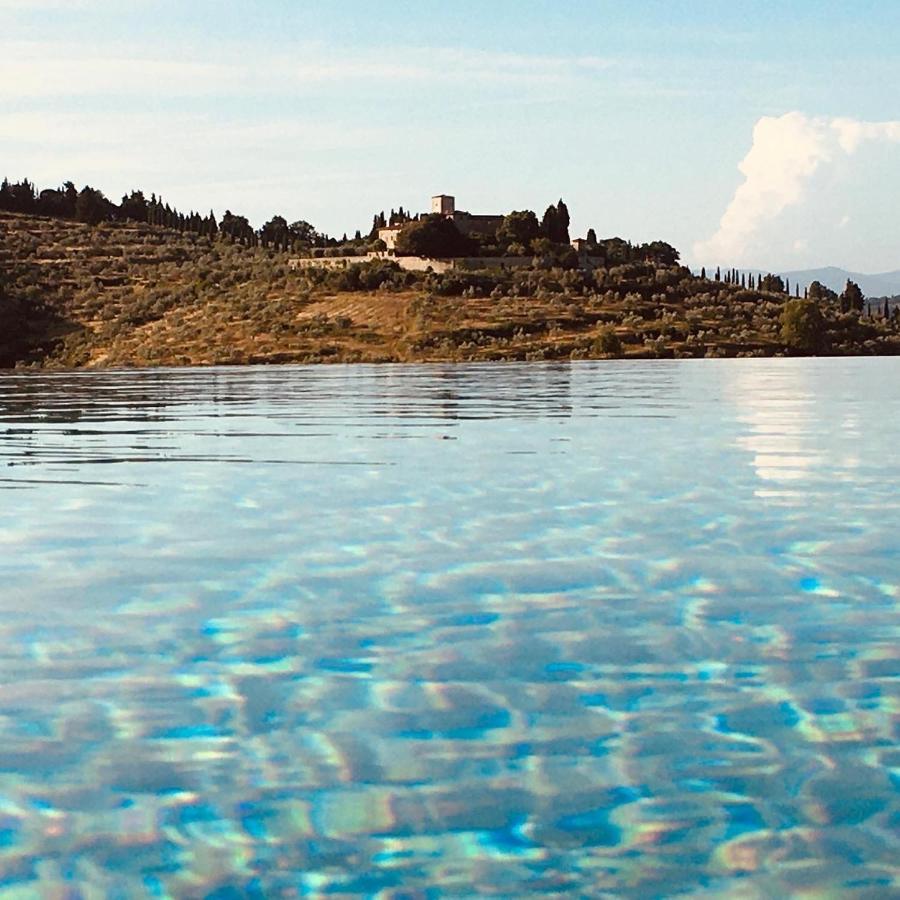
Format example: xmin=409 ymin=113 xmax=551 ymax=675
xmin=0 ymin=359 xmax=897 ymax=897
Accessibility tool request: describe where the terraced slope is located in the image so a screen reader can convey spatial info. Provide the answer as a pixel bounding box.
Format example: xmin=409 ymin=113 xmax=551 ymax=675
xmin=2 ymin=212 xmax=898 ymax=368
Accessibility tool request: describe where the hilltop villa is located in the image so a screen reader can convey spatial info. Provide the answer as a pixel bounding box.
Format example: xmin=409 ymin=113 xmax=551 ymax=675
xmin=378 ymin=195 xmax=504 ymax=250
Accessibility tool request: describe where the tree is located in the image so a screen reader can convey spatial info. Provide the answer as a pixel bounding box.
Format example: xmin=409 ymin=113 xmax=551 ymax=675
xmin=586 ymin=227 xmax=597 ymax=246
xmin=759 ymin=273 xmax=785 ymax=293
xmin=540 ymin=200 xmax=571 ymax=244
xmin=394 ymin=214 xmax=474 ymax=258
xmin=220 ymin=210 xmax=252 ymax=242
xmin=36 ymin=188 xmax=72 ymax=218
xmin=593 ymin=327 xmax=622 ymax=356
xmin=0 ymin=178 xmax=36 ymax=213
xmin=289 ymin=220 xmax=320 ymax=246
xmin=260 ymin=214 xmax=290 ymax=246
xmin=840 ymin=279 xmax=864 ymax=313
xmin=120 ymin=190 xmax=148 ymax=222
xmin=541 ymin=205 xmax=559 ymax=242
xmin=496 ymin=210 xmax=541 ymax=249
xmin=808 ymin=280 xmax=837 ymax=304
xmin=75 ymin=186 xmax=112 ymax=224
xmin=368 ymin=211 xmax=387 ymax=239
xmin=781 ymin=298 xmax=826 ymax=353
xmin=556 ymin=198 xmax=571 ymax=244
xmin=644 ymin=241 xmax=679 ymax=266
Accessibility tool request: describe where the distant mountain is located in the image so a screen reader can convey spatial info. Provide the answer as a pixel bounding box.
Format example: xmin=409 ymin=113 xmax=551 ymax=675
xmin=699 ymin=265 xmax=900 ymax=299
xmin=778 ymin=267 xmax=900 ymax=298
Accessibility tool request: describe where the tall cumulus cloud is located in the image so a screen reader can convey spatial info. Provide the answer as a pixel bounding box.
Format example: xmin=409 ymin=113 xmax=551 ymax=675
xmin=694 ymin=112 xmax=900 ymax=264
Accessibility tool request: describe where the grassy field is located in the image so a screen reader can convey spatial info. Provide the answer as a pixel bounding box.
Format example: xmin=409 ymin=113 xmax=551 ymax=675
xmin=2 ymin=211 xmax=898 ymax=368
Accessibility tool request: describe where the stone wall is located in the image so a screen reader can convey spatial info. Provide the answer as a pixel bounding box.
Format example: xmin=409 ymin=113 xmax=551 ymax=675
xmin=288 ymin=254 xmax=605 ymax=274
xmin=288 ymin=254 xmax=536 ymax=274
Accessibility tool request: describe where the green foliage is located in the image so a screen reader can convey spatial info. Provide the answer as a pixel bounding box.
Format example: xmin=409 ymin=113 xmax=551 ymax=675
xmin=3 ymin=179 xmax=900 ymax=368
xmin=759 ymin=273 xmax=785 ymax=293
xmin=780 ymin=298 xmax=826 ymax=352
xmin=496 ymin=210 xmax=541 ymax=249
xmin=540 ymin=199 xmax=571 ymax=244
xmin=593 ymin=327 xmax=622 ymax=356
xmin=320 ymin=260 xmax=412 ymax=292
xmin=840 ymin=279 xmax=864 ymax=313
xmin=643 ymin=241 xmax=679 ymax=266
xmin=0 ymin=178 xmax=36 ymax=214
xmin=120 ymin=190 xmax=149 ymax=222
xmin=75 ymin=187 xmax=113 ymax=225
xmin=394 ymin=214 xmax=474 ymax=258
xmin=808 ymin=280 xmax=837 ymax=304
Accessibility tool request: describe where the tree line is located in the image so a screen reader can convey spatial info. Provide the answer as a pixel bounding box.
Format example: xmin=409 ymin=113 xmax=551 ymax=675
xmin=383 ymin=197 xmax=679 ymax=265
xmin=3 ymin=177 xmax=683 ymax=266
xmin=0 ymin=176 xmax=343 ymax=252
xmin=696 ymin=266 xmax=876 ymax=313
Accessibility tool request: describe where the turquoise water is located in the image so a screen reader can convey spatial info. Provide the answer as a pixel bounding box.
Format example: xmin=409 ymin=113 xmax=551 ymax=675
xmin=0 ymin=358 xmax=897 ymax=898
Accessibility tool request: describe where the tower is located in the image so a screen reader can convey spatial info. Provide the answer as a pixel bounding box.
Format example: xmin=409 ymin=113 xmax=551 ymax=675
xmin=431 ymin=195 xmax=455 ymax=216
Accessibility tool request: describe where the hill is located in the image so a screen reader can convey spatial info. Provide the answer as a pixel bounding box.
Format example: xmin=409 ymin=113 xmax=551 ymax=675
xmin=2 ymin=211 xmax=899 ymax=368
xmin=779 ymin=267 xmax=900 ymax=298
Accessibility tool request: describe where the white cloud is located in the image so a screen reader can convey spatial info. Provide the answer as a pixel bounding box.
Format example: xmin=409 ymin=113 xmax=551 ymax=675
xmin=0 ymin=45 xmax=240 ymax=98
xmin=0 ymin=41 xmax=616 ymax=99
xmin=694 ymin=112 xmax=900 ymax=264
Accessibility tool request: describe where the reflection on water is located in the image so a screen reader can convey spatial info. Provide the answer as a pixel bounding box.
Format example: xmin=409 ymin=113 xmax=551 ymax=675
xmin=0 ymin=359 xmax=897 ymax=897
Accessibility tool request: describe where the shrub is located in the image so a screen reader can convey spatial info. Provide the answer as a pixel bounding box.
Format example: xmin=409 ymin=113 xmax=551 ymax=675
xmin=593 ymin=327 xmax=622 ymax=356
xmin=780 ymin=298 xmax=826 ymax=353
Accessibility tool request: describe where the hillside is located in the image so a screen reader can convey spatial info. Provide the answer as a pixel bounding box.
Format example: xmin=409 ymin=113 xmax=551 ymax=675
xmin=2 ymin=211 xmax=899 ymax=368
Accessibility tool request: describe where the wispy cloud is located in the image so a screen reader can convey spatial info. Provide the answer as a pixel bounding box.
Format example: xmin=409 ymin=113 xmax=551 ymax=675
xmin=694 ymin=112 xmax=900 ymax=264
xmin=1 ymin=57 xmax=237 ymax=98
xmin=0 ymin=42 xmax=616 ymax=99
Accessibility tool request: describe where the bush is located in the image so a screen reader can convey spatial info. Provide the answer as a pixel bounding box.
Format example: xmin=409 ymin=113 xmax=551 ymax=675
xmin=593 ymin=327 xmax=622 ymax=356
xmin=780 ymin=298 xmax=826 ymax=353
xmin=394 ymin=214 xmax=474 ymax=258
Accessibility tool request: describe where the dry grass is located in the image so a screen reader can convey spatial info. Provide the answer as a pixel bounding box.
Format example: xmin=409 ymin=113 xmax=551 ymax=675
xmin=2 ymin=211 xmax=898 ymax=368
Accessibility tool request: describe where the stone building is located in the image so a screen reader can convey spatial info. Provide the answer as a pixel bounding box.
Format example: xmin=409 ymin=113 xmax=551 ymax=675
xmin=378 ymin=194 xmax=505 ymax=250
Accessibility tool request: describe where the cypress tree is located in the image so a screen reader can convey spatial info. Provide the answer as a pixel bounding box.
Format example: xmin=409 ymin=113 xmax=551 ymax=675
xmin=556 ymin=198 xmax=571 ymax=244
xmin=541 ymin=204 xmax=559 ymax=241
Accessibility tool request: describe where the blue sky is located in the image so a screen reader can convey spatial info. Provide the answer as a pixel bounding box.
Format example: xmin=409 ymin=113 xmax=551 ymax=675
xmin=3 ymin=0 xmax=900 ymax=272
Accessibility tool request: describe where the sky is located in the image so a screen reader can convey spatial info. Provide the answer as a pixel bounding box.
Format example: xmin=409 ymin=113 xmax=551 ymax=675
xmin=3 ymin=0 xmax=900 ymax=273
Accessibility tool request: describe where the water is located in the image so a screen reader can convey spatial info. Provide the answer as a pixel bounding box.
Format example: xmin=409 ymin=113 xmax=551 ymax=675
xmin=0 ymin=358 xmax=897 ymax=898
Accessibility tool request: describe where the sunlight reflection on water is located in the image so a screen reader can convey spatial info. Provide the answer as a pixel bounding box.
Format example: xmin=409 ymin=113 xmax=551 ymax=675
xmin=0 ymin=358 xmax=897 ymax=897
